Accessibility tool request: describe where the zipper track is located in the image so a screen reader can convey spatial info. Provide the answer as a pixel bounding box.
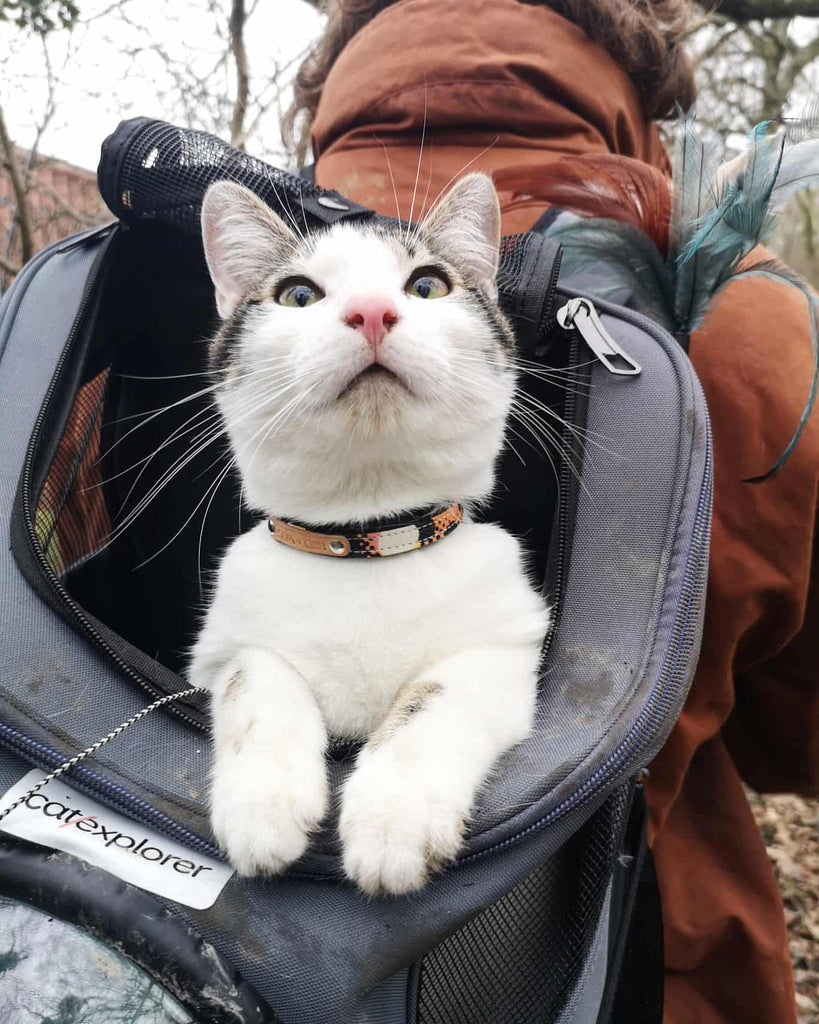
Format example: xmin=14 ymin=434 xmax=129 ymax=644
xmin=0 ymin=721 xmax=221 ymax=857
xmin=15 ymin=232 xmax=204 ymax=734
xmin=538 ymin=331 xmax=581 ymax=665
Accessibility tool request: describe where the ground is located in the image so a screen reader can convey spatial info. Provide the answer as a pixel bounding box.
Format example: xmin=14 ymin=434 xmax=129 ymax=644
xmin=747 ymin=790 xmax=819 ymax=1023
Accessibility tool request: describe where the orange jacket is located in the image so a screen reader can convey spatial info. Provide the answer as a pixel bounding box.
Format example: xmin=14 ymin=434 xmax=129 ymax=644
xmin=312 ymin=3 xmax=819 ymax=1022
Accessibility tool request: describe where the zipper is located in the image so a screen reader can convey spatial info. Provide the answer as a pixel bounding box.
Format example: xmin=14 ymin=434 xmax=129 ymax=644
xmin=15 ymin=229 xmax=205 ymax=734
xmin=0 ymin=721 xmax=221 ymax=858
xmin=557 ymin=297 xmax=642 ymax=376
xmin=537 ymin=329 xmax=582 ymax=665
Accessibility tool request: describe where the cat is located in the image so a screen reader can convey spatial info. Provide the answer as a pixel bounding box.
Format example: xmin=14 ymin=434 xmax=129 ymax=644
xmin=189 ymin=172 xmax=549 ymax=895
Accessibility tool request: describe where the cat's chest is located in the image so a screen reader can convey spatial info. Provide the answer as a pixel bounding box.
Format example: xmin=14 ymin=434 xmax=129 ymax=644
xmin=222 ymin=520 xmax=503 ymax=649
xmin=212 ymin=520 xmax=535 ymax=735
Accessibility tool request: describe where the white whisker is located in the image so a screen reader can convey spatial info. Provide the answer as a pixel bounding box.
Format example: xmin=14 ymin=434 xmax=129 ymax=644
xmin=406 ymin=82 xmax=428 ymax=242
xmin=374 ymin=134 xmax=402 ymax=224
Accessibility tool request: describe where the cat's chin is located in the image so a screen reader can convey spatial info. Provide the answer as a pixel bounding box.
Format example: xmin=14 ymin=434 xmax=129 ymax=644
xmin=337 ymin=363 xmax=409 ymax=399
xmin=334 ymin=364 xmax=414 ymax=437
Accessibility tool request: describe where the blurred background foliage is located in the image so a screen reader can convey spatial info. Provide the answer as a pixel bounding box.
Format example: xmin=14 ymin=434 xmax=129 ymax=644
xmin=688 ymin=1 xmax=819 ymax=283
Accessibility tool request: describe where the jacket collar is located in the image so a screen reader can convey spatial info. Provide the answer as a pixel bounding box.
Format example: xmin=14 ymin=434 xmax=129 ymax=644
xmin=312 ymin=0 xmax=670 ymax=203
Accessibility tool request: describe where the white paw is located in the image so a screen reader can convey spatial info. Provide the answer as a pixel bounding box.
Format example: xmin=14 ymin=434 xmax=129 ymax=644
xmin=340 ymin=752 xmax=468 ymax=896
xmin=210 ymin=754 xmax=328 ymax=876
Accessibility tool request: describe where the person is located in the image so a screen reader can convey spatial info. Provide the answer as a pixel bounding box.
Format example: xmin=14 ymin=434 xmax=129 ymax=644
xmin=284 ymin=2 xmax=819 ymax=1022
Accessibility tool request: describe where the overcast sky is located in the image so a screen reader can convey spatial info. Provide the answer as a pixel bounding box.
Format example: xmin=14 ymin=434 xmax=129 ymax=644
xmin=3 ymin=5 xmax=819 ymax=175
xmin=1 ymin=0 xmax=323 ymax=171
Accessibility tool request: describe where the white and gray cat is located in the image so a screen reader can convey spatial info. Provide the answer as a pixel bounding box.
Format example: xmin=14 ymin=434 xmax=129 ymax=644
xmin=190 ymin=173 xmax=549 ymax=895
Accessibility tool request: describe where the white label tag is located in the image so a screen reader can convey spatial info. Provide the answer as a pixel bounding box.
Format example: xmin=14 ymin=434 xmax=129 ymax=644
xmin=0 ymin=771 xmax=233 ymax=909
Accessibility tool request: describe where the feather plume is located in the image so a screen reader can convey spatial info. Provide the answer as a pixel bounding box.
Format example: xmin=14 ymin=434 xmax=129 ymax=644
xmin=676 ymin=107 xmax=819 ymax=331
xmin=530 ymin=155 xmax=672 ymax=253
xmin=669 ymin=109 xmax=819 ymax=478
xmin=670 ymin=112 xmax=725 ymax=329
xmin=547 ymin=216 xmax=675 ymax=331
xmin=530 ymin=155 xmax=675 ymax=326
xmin=782 ymin=94 xmax=819 ymax=145
xmin=733 ymin=261 xmax=819 ymax=483
xmin=535 ymin=105 xmax=819 ymax=480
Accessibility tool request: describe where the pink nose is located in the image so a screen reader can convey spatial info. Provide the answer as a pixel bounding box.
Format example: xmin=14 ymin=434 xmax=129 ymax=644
xmin=343 ymin=297 xmax=399 ymax=351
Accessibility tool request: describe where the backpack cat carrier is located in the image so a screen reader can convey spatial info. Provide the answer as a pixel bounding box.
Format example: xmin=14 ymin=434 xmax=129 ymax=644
xmin=0 ymin=119 xmax=711 ymax=1023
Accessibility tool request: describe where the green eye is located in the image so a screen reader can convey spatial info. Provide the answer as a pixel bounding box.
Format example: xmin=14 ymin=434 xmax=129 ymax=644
xmin=277 ymin=279 xmax=323 ymax=308
xmin=406 ymin=271 xmax=450 ymax=300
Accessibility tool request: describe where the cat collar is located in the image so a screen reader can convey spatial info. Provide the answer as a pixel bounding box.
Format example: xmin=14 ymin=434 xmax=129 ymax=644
xmin=267 ymin=502 xmax=464 ymax=558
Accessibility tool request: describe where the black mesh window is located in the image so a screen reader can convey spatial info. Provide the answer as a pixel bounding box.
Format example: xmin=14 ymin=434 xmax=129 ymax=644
xmin=417 ymin=786 xmax=632 ymax=1024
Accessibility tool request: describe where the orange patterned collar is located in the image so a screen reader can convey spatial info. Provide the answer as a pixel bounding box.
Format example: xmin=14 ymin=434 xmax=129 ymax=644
xmin=267 ymin=502 xmax=464 ymax=559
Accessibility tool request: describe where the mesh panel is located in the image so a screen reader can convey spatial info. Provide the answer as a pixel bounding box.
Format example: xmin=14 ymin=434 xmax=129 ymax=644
xmin=417 ymin=786 xmax=632 ymax=1024
xmin=36 ymin=369 xmax=111 ymax=576
xmin=99 ymin=119 xmax=363 ymax=238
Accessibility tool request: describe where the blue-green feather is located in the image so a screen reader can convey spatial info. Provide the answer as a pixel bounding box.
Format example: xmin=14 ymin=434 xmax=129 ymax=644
xmin=671 ymin=110 xmax=819 ymax=479
xmin=539 ymin=105 xmax=819 ymax=481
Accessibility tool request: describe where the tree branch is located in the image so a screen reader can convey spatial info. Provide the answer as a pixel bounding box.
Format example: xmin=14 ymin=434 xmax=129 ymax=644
xmin=31 ymin=175 xmax=107 ymax=227
xmin=786 ymin=31 xmax=819 ymax=75
xmin=0 ymin=251 xmax=22 ymax=276
xmin=715 ymin=0 xmax=819 ymax=21
xmin=695 ymin=23 xmax=742 ymax=65
xmin=0 ymin=102 xmax=35 ymax=264
xmin=229 ymin=0 xmax=249 ymax=150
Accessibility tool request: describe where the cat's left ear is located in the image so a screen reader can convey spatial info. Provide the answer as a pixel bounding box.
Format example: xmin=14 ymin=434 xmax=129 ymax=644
xmin=421 ymin=173 xmax=501 ymax=302
xmin=201 ymin=181 xmax=298 ymax=318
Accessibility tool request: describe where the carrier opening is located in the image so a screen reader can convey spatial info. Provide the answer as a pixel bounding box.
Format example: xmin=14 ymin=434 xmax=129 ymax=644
xmin=20 ymin=223 xmax=578 ymax=721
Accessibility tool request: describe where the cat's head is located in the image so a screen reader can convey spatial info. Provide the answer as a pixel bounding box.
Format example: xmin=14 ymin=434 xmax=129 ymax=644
xmin=201 ymin=173 xmax=515 ymax=523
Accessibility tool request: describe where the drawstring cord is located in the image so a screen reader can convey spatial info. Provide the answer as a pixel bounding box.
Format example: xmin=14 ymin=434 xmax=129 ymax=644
xmin=0 ymin=687 xmax=207 ymax=825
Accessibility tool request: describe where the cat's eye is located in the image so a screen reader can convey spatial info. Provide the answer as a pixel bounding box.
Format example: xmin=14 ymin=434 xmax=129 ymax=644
xmin=276 ymin=278 xmax=324 ymax=308
xmin=405 ymin=268 xmax=450 ymax=300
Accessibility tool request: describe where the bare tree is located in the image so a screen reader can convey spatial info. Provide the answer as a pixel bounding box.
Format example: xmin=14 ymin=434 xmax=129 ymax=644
xmin=111 ymin=0 xmax=309 ymax=163
xmin=0 ymin=0 xmax=78 ymax=32
xmin=692 ymin=14 xmax=819 ymax=132
xmin=685 ymin=2 xmax=819 ymax=281
xmin=1 ymin=0 xmax=316 ymax=291
xmin=0 ymin=23 xmax=108 ymax=289
xmin=0 ymin=103 xmax=34 ymax=273
xmin=228 ymin=0 xmax=249 ymax=148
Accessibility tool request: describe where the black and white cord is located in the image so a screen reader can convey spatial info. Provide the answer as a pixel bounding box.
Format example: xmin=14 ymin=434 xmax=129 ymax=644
xmin=0 ymin=687 xmax=208 ymax=825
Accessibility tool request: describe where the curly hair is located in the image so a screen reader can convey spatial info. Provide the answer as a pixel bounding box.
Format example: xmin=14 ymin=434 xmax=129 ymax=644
xmin=283 ymin=0 xmax=697 ymax=145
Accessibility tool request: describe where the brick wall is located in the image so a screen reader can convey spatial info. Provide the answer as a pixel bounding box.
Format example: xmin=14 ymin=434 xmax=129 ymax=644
xmin=0 ymin=147 xmax=109 ymax=289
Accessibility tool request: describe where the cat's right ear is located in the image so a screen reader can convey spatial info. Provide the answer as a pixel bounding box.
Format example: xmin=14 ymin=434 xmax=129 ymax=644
xmin=201 ymin=182 xmax=298 ymax=319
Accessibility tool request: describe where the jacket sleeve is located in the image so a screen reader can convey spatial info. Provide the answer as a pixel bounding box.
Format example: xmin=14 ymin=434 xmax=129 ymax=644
xmin=689 ymin=267 xmax=819 ymax=796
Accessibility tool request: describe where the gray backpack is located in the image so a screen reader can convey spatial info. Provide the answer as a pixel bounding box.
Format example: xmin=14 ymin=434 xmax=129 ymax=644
xmin=0 ymin=120 xmax=711 ymax=1023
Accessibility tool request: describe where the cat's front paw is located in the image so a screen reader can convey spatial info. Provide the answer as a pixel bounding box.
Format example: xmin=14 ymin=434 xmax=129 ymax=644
xmin=340 ymin=752 xmax=467 ymax=895
xmin=210 ymin=756 xmax=328 ymax=876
